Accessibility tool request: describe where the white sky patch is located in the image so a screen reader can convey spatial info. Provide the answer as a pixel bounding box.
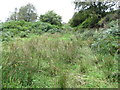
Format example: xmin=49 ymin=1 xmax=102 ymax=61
xmin=0 ymin=0 xmax=75 ymax=23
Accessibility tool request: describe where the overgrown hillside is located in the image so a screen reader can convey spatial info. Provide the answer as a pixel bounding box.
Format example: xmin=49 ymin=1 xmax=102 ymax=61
xmin=0 ymin=0 xmax=119 ymax=88
xmin=1 ymin=20 xmax=119 ymax=88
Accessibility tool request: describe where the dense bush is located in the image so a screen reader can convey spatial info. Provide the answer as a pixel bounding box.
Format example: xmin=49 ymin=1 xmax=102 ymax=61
xmin=92 ymin=21 xmax=119 ymax=55
xmin=69 ymin=10 xmax=89 ymax=27
xmin=1 ymin=20 xmax=62 ymax=41
xmin=39 ymin=11 xmax=62 ymax=26
xmin=32 ymin=21 xmax=60 ymax=32
xmin=70 ymin=7 xmax=118 ymax=29
xmin=3 ymin=20 xmax=26 ymax=29
xmin=62 ymin=24 xmax=73 ymax=30
xmin=78 ymin=14 xmax=100 ymax=28
xmin=47 ymin=28 xmax=61 ymax=34
xmin=70 ymin=10 xmax=101 ymax=28
xmin=1 ymin=31 xmax=13 ymax=41
xmin=98 ymin=12 xmax=119 ymax=28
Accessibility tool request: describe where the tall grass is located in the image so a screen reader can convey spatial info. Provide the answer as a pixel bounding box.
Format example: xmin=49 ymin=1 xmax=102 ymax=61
xmin=2 ymin=32 xmax=118 ymax=88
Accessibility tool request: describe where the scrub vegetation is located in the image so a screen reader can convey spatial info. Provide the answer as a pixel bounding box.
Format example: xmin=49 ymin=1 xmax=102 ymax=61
xmin=1 ymin=0 xmax=119 ymax=88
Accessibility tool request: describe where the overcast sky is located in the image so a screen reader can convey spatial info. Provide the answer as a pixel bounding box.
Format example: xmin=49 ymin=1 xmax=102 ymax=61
xmin=0 ymin=0 xmax=75 ymax=23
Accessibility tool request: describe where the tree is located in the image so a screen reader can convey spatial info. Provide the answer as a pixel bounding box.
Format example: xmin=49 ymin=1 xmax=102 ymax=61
xmin=74 ymin=0 xmax=118 ymax=16
xmin=7 ymin=8 xmax=18 ymax=21
xmin=69 ymin=10 xmax=89 ymax=27
xmin=8 ymin=4 xmax=37 ymax=22
xmin=18 ymin=3 xmax=37 ymax=22
xmin=69 ymin=0 xmax=118 ymax=27
xmin=9 ymin=8 xmax=18 ymax=21
xmin=39 ymin=11 xmax=62 ymax=26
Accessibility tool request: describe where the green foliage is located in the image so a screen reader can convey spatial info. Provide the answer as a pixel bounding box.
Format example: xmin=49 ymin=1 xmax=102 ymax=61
xmin=33 ymin=21 xmax=53 ymax=32
xmin=3 ymin=20 xmax=26 ymax=29
xmin=48 ymin=28 xmax=61 ymax=34
xmin=2 ymin=25 xmax=118 ymax=88
xmin=40 ymin=11 xmax=62 ymax=26
xmin=1 ymin=20 xmax=62 ymax=41
xmin=19 ymin=31 xmax=28 ymax=38
xmin=92 ymin=21 xmax=119 ymax=55
xmin=70 ymin=0 xmax=118 ymax=28
xmin=78 ymin=14 xmax=100 ymax=28
xmin=1 ymin=3 xmax=119 ymax=87
xmin=18 ymin=3 xmax=37 ymax=22
xmin=62 ymin=24 xmax=73 ymax=31
xmin=2 ymin=21 xmax=32 ymax=41
xmin=69 ymin=11 xmax=89 ymax=27
xmin=8 ymin=3 xmax=37 ymax=22
xmin=1 ymin=31 xmax=13 ymax=41
xmin=70 ymin=9 xmax=102 ymax=28
xmin=98 ymin=11 xmax=119 ymax=27
xmin=74 ymin=0 xmax=116 ymax=13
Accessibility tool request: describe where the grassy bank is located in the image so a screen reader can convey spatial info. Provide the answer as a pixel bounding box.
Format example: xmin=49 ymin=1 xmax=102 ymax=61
xmin=2 ymin=30 xmax=118 ymax=88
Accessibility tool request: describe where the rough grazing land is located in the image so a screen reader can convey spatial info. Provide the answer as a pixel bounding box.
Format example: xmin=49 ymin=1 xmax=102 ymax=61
xmin=2 ymin=31 xmax=118 ymax=88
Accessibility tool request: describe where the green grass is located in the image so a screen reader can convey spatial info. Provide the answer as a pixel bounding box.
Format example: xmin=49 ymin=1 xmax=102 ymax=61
xmin=2 ymin=32 xmax=118 ymax=88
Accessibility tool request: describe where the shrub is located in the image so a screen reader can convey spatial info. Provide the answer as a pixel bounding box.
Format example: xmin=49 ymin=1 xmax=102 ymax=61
xmin=3 ymin=20 xmax=25 ymax=29
xmin=2 ymin=20 xmax=62 ymax=41
xmin=39 ymin=11 xmax=62 ymax=26
xmin=69 ymin=10 xmax=89 ymax=27
xmin=32 ymin=21 xmax=59 ymax=32
xmin=19 ymin=31 xmax=28 ymax=38
xmin=48 ymin=28 xmax=61 ymax=34
xmin=2 ymin=31 xmax=13 ymax=41
xmin=92 ymin=21 xmax=119 ymax=55
xmin=98 ymin=12 xmax=119 ymax=28
xmin=62 ymin=24 xmax=73 ymax=31
xmin=78 ymin=14 xmax=100 ymax=28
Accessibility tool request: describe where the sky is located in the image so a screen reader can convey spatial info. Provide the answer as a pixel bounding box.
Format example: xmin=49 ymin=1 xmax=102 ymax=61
xmin=0 ymin=0 xmax=75 ymax=23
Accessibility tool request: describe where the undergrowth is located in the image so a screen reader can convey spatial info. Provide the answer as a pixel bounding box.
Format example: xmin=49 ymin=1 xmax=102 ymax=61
xmin=2 ymin=26 xmax=119 ymax=88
